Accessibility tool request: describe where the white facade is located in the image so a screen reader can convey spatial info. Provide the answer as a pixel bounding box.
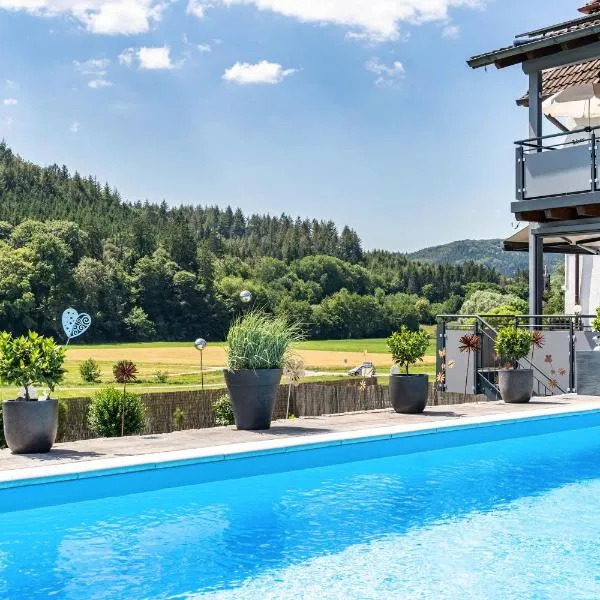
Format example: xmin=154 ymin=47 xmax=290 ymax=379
xmin=565 ymin=254 xmax=600 ymax=317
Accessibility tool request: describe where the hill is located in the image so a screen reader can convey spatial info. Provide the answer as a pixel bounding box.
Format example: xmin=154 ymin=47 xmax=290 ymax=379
xmin=408 ymin=239 xmax=562 ymax=276
xmin=0 ymin=142 xmax=510 ymax=342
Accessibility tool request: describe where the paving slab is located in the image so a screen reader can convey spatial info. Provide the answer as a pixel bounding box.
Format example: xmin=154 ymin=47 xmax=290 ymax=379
xmin=0 ymin=395 xmax=599 ymax=479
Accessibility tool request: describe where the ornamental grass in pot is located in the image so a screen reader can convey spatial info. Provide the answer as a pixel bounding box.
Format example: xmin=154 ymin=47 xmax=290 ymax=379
xmin=494 ymin=326 xmax=534 ymax=404
xmin=224 ymin=312 xmax=302 ymax=430
xmin=0 ymin=332 xmax=66 ymax=453
xmin=386 ymin=326 xmax=431 ymax=414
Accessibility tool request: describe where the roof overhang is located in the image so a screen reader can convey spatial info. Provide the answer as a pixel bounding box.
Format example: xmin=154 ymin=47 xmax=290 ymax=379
xmin=504 ymin=226 xmax=600 ymax=254
xmin=468 ymin=18 xmax=600 ymax=70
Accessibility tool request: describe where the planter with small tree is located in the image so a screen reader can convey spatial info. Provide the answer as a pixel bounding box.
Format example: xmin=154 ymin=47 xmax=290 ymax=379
xmin=224 ymin=312 xmax=302 ymax=430
xmin=0 ymin=332 xmax=66 ymax=453
xmin=494 ymin=326 xmax=534 ymax=404
xmin=386 ymin=326 xmax=431 ymax=414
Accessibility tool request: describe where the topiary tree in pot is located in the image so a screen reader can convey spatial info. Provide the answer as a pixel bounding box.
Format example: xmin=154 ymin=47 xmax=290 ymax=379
xmin=224 ymin=311 xmax=302 ymax=430
xmin=0 ymin=332 xmax=66 ymax=453
xmin=494 ymin=326 xmax=535 ymax=404
xmin=386 ymin=326 xmax=431 ymax=414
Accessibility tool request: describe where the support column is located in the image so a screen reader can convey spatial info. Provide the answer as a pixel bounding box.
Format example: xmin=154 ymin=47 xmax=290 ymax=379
xmin=528 ymin=70 xmax=543 ymax=144
xmin=529 ymin=226 xmax=544 ymax=319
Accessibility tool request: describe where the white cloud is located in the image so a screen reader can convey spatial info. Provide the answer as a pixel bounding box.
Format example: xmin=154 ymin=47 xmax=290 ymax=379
xmin=5 ymin=80 xmax=18 ymax=89
xmin=365 ymin=59 xmax=405 ymax=87
xmin=442 ymin=24 xmax=460 ymax=38
xmin=119 ymin=46 xmax=177 ymax=70
xmin=73 ymin=58 xmax=110 ymax=76
xmin=74 ymin=57 xmax=111 ymax=89
xmin=0 ymin=0 xmax=168 ymax=35
xmin=118 ymin=48 xmax=135 ymax=67
xmin=199 ymin=0 xmax=481 ymax=42
xmin=197 ymin=43 xmax=212 ymax=53
xmin=88 ymin=78 xmax=112 ymax=88
xmin=70 ymin=121 xmax=80 ymax=133
xmin=137 ymin=46 xmax=174 ymax=69
xmin=2 ymin=98 xmax=17 ymax=105
xmin=223 ymin=60 xmax=296 ymax=85
xmin=186 ymin=0 xmax=207 ymax=19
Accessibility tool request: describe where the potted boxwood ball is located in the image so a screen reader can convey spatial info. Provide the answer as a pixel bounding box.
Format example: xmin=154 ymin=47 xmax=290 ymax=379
xmin=0 ymin=332 xmax=66 ymax=453
xmin=494 ymin=326 xmax=534 ymax=404
xmin=386 ymin=326 xmax=431 ymax=414
xmin=224 ymin=312 xmax=302 ymax=431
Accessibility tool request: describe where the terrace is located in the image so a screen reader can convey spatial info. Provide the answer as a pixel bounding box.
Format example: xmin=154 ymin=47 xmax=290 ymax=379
xmin=0 ymin=393 xmax=598 ymax=482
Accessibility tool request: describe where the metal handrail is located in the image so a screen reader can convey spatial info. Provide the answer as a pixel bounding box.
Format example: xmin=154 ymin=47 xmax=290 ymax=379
xmin=515 ymin=125 xmax=600 ymax=146
xmin=438 ymin=314 xmax=568 ymax=395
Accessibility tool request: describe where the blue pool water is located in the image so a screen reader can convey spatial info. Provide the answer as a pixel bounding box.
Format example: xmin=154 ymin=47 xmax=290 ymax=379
xmin=1 ymin=420 xmax=600 ymax=599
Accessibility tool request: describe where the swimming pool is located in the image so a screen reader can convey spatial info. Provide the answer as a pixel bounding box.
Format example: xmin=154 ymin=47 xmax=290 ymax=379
xmin=0 ymin=411 xmax=599 ymax=599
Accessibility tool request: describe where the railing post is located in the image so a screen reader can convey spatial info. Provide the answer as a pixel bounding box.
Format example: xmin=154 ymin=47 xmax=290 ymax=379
xmin=569 ymin=319 xmax=576 ymax=393
xmin=591 ymin=131 xmax=597 ymax=192
xmin=516 ymin=145 xmax=525 ymax=200
xmin=473 ymin=320 xmax=480 ymax=395
xmin=437 ymin=319 xmax=447 ymax=392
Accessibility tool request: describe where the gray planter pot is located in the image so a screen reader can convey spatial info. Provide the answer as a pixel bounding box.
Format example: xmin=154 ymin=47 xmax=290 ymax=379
xmin=498 ymin=369 xmax=533 ymax=404
xmin=389 ymin=374 xmax=429 ymax=414
xmin=224 ymin=369 xmax=282 ymax=430
xmin=3 ymin=399 xmax=58 ymax=454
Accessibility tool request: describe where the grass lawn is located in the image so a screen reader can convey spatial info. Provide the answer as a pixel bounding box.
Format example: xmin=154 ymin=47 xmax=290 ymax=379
xmin=0 ymin=329 xmax=438 ymax=400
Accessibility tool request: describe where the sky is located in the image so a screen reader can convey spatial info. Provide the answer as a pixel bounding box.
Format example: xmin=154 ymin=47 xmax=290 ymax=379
xmin=0 ymin=0 xmax=582 ymax=252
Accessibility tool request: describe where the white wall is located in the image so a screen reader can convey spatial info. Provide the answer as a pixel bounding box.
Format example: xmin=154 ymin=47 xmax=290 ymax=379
xmin=565 ymin=254 xmax=600 ymax=317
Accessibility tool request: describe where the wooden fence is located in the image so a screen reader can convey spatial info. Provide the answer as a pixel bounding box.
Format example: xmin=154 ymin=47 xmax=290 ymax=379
xmin=57 ymin=379 xmax=486 ymax=442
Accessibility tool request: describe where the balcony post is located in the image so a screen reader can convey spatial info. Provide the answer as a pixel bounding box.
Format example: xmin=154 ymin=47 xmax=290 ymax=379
xmin=529 ymin=226 xmax=544 ymax=322
xmin=528 ymin=70 xmax=543 ymax=149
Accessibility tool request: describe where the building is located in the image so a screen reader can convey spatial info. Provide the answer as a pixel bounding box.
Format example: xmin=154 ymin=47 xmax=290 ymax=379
xmin=468 ymin=1 xmax=600 ymax=319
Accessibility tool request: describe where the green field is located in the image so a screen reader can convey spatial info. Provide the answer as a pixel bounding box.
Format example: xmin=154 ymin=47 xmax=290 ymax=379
xmin=0 ymin=331 xmax=438 ymax=400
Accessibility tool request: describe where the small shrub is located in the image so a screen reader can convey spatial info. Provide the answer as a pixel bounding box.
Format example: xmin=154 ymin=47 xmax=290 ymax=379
xmin=213 ymin=393 xmax=235 ymax=426
xmin=154 ymin=370 xmax=169 ymax=384
xmin=80 ymin=358 xmax=101 ymax=384
xmin=173 ymin=407 xmax=185 ymax=430
xmin=495 ymin=327 xmax=534 ymax=367
xmin=88 ymin=387 xmax=146 ymax=437
xmin=386 ymin=326 xmax=430 ymax=374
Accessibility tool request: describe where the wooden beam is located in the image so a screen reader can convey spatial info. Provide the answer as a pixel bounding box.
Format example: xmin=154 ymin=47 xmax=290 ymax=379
xmin=577 ymin=204 xmax=600 ymax=217
xmin=545 ymin=114 xmax=569 ymax=133
xmin=544 ymin=207 xmax=579 ymax=220
xmin=515 ymin=209 xmax=547 ymax=222
xmin=523 ymin=39 xmax=600 ymax=73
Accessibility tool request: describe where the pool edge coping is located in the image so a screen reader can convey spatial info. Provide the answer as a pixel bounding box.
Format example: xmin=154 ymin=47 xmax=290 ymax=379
xmin=2 ymin=400 xmax=600 ymax=490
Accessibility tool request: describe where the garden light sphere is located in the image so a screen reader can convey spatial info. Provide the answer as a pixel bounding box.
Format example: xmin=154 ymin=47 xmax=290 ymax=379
xmin=194 ymin=338 xmax=207 ymax=351
xmin=240 ymin=290 xmax=252 ymax=304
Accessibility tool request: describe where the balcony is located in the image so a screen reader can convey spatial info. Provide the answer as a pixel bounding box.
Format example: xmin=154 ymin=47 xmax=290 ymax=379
xmin=514 ymin=127 xmax=600 ymax=222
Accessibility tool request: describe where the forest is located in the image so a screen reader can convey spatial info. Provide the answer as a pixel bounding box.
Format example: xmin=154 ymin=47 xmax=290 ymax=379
xmin=0 ymin=141 xmax=543 ymax=342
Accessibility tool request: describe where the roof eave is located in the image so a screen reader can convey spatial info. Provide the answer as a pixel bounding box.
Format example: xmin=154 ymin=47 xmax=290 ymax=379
xmin=467 ymin=24 xmax=600 ymax=70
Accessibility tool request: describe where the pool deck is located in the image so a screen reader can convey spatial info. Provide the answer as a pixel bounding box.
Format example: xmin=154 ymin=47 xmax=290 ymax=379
xmin=1 ymin=395 xmax=600 ymax=486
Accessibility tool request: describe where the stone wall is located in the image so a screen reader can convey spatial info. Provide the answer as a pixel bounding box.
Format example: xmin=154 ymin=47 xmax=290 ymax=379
xmin=58 ymin=380 xmax=487 ymax=443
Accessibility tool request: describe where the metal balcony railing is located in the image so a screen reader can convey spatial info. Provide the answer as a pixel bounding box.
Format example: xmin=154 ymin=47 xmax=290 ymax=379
xmin=436 ymin=314 xmax=598 ymax=399
xmin=515 ymin=126 xmax=600 ymax=201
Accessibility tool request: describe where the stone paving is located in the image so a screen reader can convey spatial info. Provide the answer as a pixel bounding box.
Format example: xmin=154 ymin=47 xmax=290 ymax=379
xmin=0 ymin=395 xmax=598 ymax=476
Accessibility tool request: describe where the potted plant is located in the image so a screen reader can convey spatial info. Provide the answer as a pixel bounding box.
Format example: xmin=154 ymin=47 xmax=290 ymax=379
xmin=0 ymin=332 xmax=66 ymax=453
xmin=386 ymin=326 xmax=431 ymax=414
xmin=224 ymin=312 xmax=302 ymax=430
xmin=494 ymin=326 xmax=534 ymax=404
